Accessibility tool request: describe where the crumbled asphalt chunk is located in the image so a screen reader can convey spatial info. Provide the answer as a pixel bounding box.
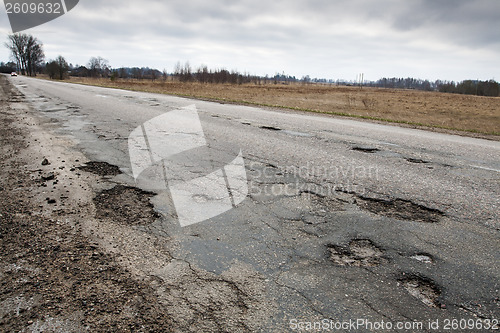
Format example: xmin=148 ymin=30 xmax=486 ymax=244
xmin=41 ymin=172 xmax=56 ymax=181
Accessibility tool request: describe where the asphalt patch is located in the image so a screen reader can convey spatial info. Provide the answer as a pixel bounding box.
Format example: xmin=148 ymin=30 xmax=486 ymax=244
xmin=328 ymin=239 xmax=387 ymax=267
xmin=78 ymin=161 xmax=122 ymax=177
xmin=94 ymin=185 xmax=159 ymax=225
xmin=355 ymin=197 xmax=444 ymax=223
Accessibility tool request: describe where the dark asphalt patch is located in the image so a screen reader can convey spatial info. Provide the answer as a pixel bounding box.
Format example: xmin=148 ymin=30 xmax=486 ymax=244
xmin=399 ymin=275 xmax=442 ymax=308
xmin=78 ymin=161 xmax=122 ymax=177
xmin=94 ymin=185 xmax=159 ymax=225
xmin=328 ymin=239 xmax=387 ymax=267
xmin=355 ymin=196 xmax=444 ymax=223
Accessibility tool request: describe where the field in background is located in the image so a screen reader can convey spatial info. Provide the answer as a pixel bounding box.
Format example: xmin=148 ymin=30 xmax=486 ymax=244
xmin=64 ymin=77 xmax=500 ymax=136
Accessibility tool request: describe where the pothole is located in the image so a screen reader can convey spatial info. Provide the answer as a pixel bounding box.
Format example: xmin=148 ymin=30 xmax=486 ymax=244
xmin=94 ymin=185 xmax=159 ymax=225
xmin=355 ymin=197 xmax=444 ymax=223
xmin=259 ymin=125 xmax=281 ymax=131
xmin=406 ymin=158 xmax=430 ymax=164
xmin=328 ymin=239 xmax=387 ymax=267
xmin=78 ymin=161 xmax=122 ymax=177
xmin=300 ymin=189 xmax=345 ymax=213
xmin=352 ymin=146 xmax=380 ymax=153
xmin=400 ymin=275 xmax=442 ymax=308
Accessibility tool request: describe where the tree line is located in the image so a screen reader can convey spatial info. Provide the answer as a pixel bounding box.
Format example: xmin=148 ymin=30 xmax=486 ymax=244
xmin=434 ymin=79 xmax=499 ymax=97
xmin=368 ymin=77 xmax=500 ymax=97
xmin=173 ymin=62 xmax=256 ymax=84
xmin=3 ymin=33 xmax=499 ymax=97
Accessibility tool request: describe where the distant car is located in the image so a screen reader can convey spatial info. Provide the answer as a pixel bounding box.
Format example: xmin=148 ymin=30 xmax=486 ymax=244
xmin=11 ymin=72 xmax=17 ymax=77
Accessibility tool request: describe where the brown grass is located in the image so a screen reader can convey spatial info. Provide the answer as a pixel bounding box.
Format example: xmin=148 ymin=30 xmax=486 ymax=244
xmin=61 ymin=77 xmax=500 ymax=137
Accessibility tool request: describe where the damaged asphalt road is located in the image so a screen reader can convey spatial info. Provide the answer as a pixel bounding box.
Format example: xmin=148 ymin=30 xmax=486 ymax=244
xmin=1 ymin=75 xmax=499 ymax=332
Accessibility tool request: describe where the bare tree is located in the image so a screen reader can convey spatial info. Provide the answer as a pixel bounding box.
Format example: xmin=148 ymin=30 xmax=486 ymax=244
xmin=45 ymin=55 xmax=69 ymax=80
xmin=55 ymin=55 xmax=69 ymax=79
xmin=87 ymin=56 xmax=110 ymax=78
xmin=45 ymin=61 xmax=58 ymax=79
xmin=26 ymin=36 xmax=44 ymax=76
xmin=5 ymin=33 xmax=45 ymax=76
xmin=173 ymin=61 xmax=182 ymax=77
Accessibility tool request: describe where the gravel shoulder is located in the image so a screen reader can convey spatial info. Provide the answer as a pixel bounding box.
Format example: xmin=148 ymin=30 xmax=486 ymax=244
xmin=0 ymin=75 xmax=177 ymax=332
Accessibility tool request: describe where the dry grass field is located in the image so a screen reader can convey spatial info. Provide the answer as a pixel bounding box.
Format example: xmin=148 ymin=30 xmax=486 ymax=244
xmin=65 ymin=77 xmax=500 ymax=137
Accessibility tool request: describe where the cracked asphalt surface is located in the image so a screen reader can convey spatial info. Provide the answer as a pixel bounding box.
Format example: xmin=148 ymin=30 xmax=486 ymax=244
xmin=1 ymin=75 xmax=499 ymax=332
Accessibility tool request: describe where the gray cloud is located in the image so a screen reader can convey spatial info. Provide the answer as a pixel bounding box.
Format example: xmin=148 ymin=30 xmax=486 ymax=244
xmin=1 ymin=0 xmax=499 ymax=80
xmin=389 ymin=0 xmax=500 ymax=47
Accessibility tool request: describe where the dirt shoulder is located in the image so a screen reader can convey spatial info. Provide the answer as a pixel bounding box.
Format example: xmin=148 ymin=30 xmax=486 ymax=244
xmin=0 ymin=76 xmax=173 ymax=332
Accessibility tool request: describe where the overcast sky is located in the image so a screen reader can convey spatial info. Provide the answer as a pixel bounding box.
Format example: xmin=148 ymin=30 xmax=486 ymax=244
xmin=1 ymin=0 xmax=499 ymax=81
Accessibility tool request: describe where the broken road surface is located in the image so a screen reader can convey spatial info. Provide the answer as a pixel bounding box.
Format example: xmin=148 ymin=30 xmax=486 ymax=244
xmin=1 ymin=75 xmax=499 ymax=332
